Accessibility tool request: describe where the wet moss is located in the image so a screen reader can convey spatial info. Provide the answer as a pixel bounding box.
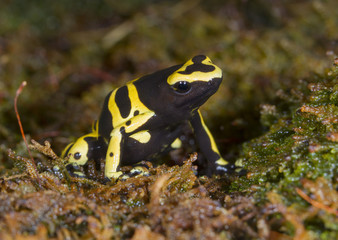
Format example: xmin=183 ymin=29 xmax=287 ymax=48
xmin=233 ymin=62 xmax=338 ymax=239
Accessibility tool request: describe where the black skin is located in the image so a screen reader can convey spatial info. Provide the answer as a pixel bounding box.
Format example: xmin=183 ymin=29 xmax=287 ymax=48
xmin=97 ymin=56 xmax=229 ymax=176
xmin=117 ymin=78 xmax=223 ymax=167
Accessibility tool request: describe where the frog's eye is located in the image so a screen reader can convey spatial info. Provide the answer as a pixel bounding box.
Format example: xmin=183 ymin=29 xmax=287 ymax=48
xmin=73 ymin=152 xmax=82 ymax=160
xmin=173 ymin=81 xmax=191 ymax=94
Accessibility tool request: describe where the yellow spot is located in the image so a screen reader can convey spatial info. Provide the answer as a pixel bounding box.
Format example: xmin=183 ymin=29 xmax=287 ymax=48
xmin=73 ymin=171 xmax=86 ymax=177
xmin=130 ymin=130 xmax=151 ymax=144
xmin=234 ymin=158 xmax=243 ymax=167
xmin=122 ymin=111 xmax=155 ymax=134
xmin=170 ymin=138 xmax=182 ymax=149
xmin=216 ymin=158 xmax=229 ymax=166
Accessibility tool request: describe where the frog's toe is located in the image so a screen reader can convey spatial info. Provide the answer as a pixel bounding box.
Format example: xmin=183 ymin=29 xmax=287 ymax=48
xmin=214 ymin=163 xmax=236 ymax=174
xmin=130 ymin=166 xmax=150 ymax=177
xmin=215 ymin=163 xmax=246 ymax=176
xmin=72 ymin=171 xmax=87 ymax=178
xmin=65 ymin=163 xmax=86 ymax=177
xmin=118 ymin=166 xmax=150 ymax=181
xmin=215 ymin=164 xmax=233 ymax=174
xmin=107 ymin=171 xmax=123 ymax=180
xmin=235 ymin=167 xmax=247 ymax=176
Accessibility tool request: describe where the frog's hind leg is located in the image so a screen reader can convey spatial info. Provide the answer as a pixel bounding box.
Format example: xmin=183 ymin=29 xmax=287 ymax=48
xmin=105 ymin=112 xmax=156 ymax=180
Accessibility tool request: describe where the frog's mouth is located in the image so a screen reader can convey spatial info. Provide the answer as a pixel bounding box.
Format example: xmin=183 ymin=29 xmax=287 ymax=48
xmin=207 ymin=77 xmax=222 ymax=87
xmin=197 ymin=76 xmax=222 ymax=97
xmin=177 ymin=76 xmax=222 ymax=109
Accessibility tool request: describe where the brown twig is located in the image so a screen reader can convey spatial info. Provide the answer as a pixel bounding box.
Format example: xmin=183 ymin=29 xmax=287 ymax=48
xmin=296 ymin=188 xmax=338 ymax=216
xmin=14 ymin=81 xmax=40 ymax=179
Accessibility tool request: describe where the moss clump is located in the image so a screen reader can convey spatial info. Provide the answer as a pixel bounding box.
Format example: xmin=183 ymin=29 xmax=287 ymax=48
xmin=235 ymin=61 xmax=337 ymax=189
xmin=232 ymin=60 xmax=338 ymax=237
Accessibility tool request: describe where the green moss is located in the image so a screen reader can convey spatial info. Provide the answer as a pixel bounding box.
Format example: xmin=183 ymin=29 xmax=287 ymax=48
xmin=232 ymin=62 xmax=337 ymax=238
xmin=236 ymin=62 xmax=337 ymax=188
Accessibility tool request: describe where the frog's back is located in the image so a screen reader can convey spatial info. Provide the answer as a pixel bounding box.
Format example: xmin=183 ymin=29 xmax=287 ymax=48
xmin=97 ymin=64 xmax=183 ymax=139
xmin=98 ymin=83 xmax=146 ymax=138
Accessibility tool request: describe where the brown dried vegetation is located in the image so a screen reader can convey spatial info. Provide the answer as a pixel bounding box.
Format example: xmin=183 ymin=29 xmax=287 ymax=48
xmin=2 ymin=140 xmax=337 ymax=239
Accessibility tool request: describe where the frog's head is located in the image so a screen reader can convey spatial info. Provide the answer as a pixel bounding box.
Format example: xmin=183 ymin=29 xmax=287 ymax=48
xmin=166 ymin=55 xmax=223 ymax=111
xmin=61 ymin=136 xmax=91 ymax=166
xmin=133 ymin=55 xmax=222 ymax=118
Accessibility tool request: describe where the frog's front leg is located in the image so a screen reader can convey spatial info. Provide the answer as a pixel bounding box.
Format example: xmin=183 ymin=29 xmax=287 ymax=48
xmin=190 ymin=110 xmax=231 ymax=176
xmin=105 ymin=127 xmax=124 ymax=179
xmin=105 ymin=112 xmax=155 ymax=179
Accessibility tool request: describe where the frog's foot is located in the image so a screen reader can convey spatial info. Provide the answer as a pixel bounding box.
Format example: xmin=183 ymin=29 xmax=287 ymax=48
xmin=214 ymin=158 xmax=246 ymax=176
xmin=130 ymin=166 xmax=150 ymax=176
xmin=233 ymin=158 xmax=246 ymax=176
xmin=215 ymin=163 xmax=236 ymax=175
xmin=65 ymin=163 xmax=87 ymax=178
xmin=106 ymin=171 xmax=123 ymax=181
xmin=120 ymin=165 xmax=150 ymax=180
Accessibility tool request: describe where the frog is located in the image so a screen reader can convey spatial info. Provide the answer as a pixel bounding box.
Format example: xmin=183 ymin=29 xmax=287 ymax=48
xmin=61 ymin=121 xmax=107 ymax=177
xmin=62 ymin=55 xmax=233 ymax=180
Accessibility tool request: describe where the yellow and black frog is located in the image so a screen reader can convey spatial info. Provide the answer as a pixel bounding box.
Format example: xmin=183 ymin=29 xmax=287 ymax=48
xmin=61 ymin=121 xmax=107 ymax=177
xmin=62 ymin=55 xmax=233 ymax=180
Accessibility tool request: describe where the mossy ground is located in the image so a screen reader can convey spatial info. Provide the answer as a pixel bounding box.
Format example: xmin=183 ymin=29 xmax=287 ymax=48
xmin=0 ymin=0 xmax=337 ymax=239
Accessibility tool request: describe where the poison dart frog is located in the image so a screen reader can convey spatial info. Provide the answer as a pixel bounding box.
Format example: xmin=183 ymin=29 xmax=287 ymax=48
xmin=61 ymin=121 xmax=107 ymax=177
xmin=62 ymin=55 xmax=232 ymax=179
